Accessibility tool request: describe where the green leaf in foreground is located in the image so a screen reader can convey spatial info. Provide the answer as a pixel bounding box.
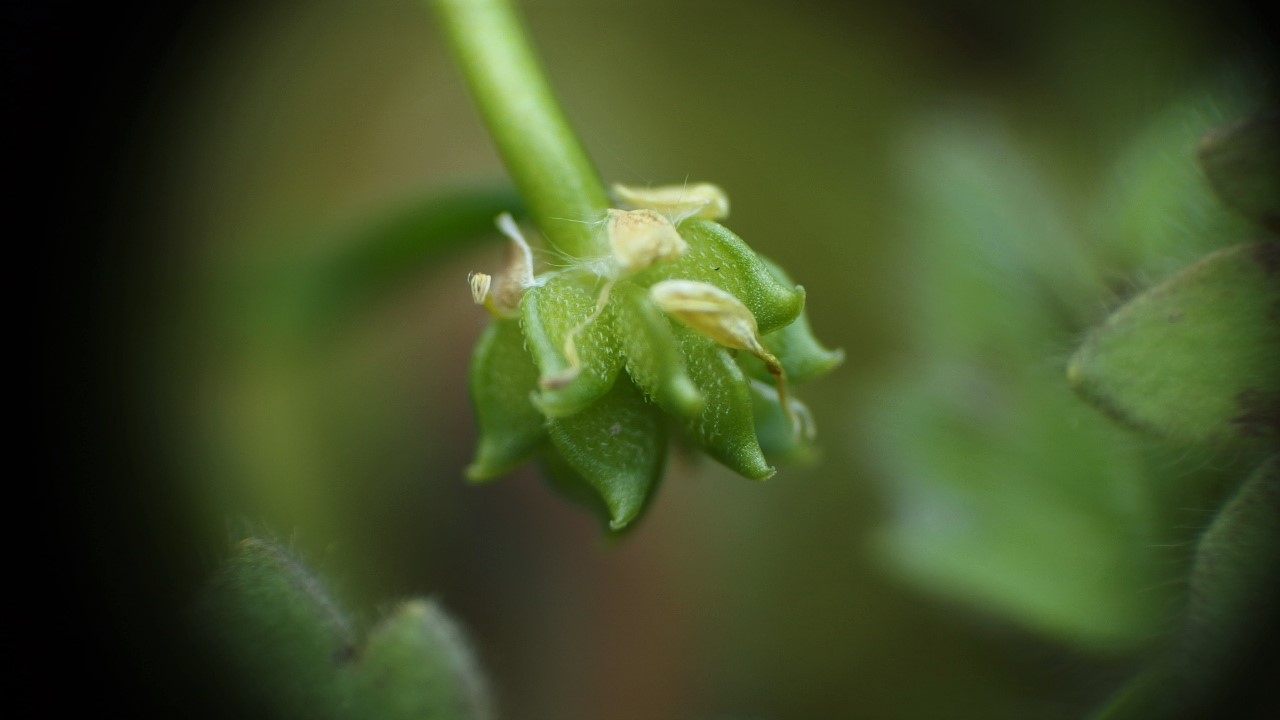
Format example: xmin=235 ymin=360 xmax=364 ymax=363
xmin=193 ymin=536 xmax=493 ymax=720
xmin=1198 ymin=109 xmax=1280 ymax=232
xmin=351 ymin=600 xmax=494 ymax=720
xmin=1090 ymin=457 xmax=1280 ymax=720
xmin=1069 ymin=242 xmax=1280 ymax=445
xmin=194 ymin=537 xmax=357 ymax=719
xmin=1179 ymin=456 xmax=1280 ymax=696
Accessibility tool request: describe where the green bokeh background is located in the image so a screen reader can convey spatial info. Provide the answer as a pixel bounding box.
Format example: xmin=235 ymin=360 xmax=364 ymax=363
xmin=90 ymin=0 xmax=1275 ymax=717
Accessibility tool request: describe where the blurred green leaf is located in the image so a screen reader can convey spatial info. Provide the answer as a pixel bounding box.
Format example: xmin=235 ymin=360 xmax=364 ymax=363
xmin=1197 ymin=109 xmax=1280 ymax=232
xmin=265 ymin=187 xmax=524 ymax=342
xmin=351 ymin=600 xmax=494 ymax=720
xmin=319 ymin=187 xmax=525 ymax=298
xmin=869 ymin=114 xmax=1174 ymax=649
xmin=1069 ymin=242 xmax=1280 ymax=445
xmin=1180 ymin=455 xmax=1280 ymax=686
xmin=1090 ymin=457 xmax=1280 ymax=720
xmin=194 ymin=536 xmax=493 ymax=720
xmin=1088 ymin=666 xmax=1177 ymax=720
xmin=194 ymin=537 xmax=357 ymax=718
xmin=898 ymin=112 xmax=1103 ymax=344
xmin=1092 ymin=91 xmax=1255 ymax=278
xmin=868 ymin=360 xmax=1165 ymax=648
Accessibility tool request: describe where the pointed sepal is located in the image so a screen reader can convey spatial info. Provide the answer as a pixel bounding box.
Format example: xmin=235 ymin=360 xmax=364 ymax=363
xmin=520 ymin=272 xmax=623 ymax=417
xmin=675 ymin=326 xmax=774 ymax=479
xmin=738 ymin=257 xmax=844 ymax=384
xmin=749 ymin=379 xmax=816 ymax=461
xmin=639 ymin=218 xmax=804 ymax=333
xmin=547 ymin=375 xmax=666 ymax=529
xmin=466 ymin=319 xmax=547 ymax=481
xmin=611 ymin=280 xmax=704 ymax=418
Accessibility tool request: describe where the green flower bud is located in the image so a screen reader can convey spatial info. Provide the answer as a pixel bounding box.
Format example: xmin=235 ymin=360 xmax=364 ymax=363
xmin=465 ymin=191 xmax=840 ymax=531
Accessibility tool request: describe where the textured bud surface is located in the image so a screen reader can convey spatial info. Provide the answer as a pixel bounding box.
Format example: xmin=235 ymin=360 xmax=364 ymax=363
xmin=465 ymin=187 xmax=839 ymax=530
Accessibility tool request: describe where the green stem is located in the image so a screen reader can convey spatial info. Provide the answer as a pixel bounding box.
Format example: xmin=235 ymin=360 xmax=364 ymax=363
xmin=432 ymin=0 xmax=610 ymax=258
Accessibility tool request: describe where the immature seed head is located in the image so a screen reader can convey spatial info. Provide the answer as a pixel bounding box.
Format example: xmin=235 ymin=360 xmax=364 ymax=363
xmin=613 ymin=182 xmax=730 ymax=220
xmin=606 ymin=208 xmax=687 ymax=273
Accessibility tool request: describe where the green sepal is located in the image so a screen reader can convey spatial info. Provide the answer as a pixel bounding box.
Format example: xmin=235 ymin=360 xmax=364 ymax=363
xmin=520 ymin=272 xmax=623 ymax=418
xmin=537 ymin=449 xmax=613 ymax=527
xmin=638 ymin=218 xmax=804 ymax=333
xmin=1198 ymin=110 xmax=1280 ymax=232
xmin=350 ymin=599 xmax=494 ymax=720
xmin=611 ymin=280 xmax=705 ymax=418
xmin=546 ymin=374 xmax=666 ymax=529
xmin=1069 ymin=242 xmax=1280 ymax=444
xmin=738 ymin=258 xmax=844 ymax=384
xmin=749 ymin=380 xmax=816 ymax=462
xmin=536 ymin=448 xmax=661 ymax=538
xmin=675 ymin=325 xmax=775 ymax=480
xmin=466 ymin=319 xmax=547 ymax=482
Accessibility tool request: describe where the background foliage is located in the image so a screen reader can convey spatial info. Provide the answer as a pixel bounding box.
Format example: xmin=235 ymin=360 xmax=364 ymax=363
xmin=58 ymin=0 xmax=1277 ymax=717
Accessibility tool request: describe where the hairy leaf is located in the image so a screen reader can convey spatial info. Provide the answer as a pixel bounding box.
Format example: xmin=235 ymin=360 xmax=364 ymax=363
xmin=1069 ymin=242 xmax=1280 ymax=444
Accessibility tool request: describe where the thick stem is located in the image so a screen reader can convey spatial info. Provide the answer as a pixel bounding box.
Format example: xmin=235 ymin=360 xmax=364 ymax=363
xmin=433 ymin=0 xmax=610 ymax=258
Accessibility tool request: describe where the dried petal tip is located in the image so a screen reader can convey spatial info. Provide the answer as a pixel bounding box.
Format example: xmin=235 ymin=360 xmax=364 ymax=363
xmin=650 ymin=280 xmax=768 ymax=356
xmin=652 ymin=279 xmax=798 ymax=435
xmin=495 ymin=212 xmax=535 ymax=286
xmin=606 ymin=208 xmax=688 ymax=273
xmin=469 ymin=213 xmax=536 ymax=318
xmin=613 ymin=182 xmax=730 ymax=220
xmin=468 ymin=272 xmax=492 ymax=305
